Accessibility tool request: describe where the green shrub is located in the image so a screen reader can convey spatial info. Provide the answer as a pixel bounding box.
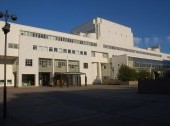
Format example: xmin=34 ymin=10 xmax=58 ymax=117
xmin=138 ymin=70 xmax=151 ymax=80
xmin=118 ymin=65 xmax=138 ymax=81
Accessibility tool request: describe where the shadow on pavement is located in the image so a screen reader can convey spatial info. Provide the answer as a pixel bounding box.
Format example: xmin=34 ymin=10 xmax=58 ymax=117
xmin=0 ymin=86 xmax=170 ymax=126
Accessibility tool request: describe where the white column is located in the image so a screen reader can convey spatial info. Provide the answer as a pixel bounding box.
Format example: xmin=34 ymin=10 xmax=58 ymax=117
xmin=35 ymin=73 xmax=39 ymax=87
xmin=51 ymin=55 xmax=55 ymax=86
xmin=66 ymin=55 xmax=69 ymax=72
xmin=98 ymin=62 xmax=102 ymax=82
xmin=18 ymin=73 xmax=22 ymax=87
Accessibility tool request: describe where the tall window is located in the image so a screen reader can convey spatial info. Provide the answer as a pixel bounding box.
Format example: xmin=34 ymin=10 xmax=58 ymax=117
xmin=49 ymin=47 xmax=53 ymax=52
xmin=63 ymin=49 xmax=67 ymax=53
xmin=44 ymin=46 xmax=48 ymax=52
xmin=33 ymin=45 xmax=37 ymax=50
xmin=68 ymin=49 xmax=71 ymax=53
xmin=58 ymin=48 xmax=62 ymax=53
xmin=72 ymin=50 xmax=75 ymax=54
xmin=75 ymin=50 xmax=79 ymax=55
xmin=80 ymin=51 xmax=83 ymax=55
xmin=84 ymin=51 xmax=87 ymax=55
xmin=91 ymin=51 xmax=95 ymax=57
xmin=54 ymin=48 xmax=58 ymax=52
xmin=25 ymin=59 xmax=33 ymax=66
xmin=84 ymin=63 xmax=88 ymax=69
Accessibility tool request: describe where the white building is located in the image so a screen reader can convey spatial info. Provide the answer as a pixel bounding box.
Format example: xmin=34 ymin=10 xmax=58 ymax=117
xmin=0 ymin=17 xmax=170 ymax=87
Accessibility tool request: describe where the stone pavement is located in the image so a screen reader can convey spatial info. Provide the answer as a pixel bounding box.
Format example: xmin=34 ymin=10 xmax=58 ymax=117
xmin=0 ymin=85 xmax=170 ymax=126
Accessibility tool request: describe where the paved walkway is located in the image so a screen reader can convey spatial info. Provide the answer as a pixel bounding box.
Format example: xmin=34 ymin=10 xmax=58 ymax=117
xmin=0 ymin=85 xmax=170 ymax=126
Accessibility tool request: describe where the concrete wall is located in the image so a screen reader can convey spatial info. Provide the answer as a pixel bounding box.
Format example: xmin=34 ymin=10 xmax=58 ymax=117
xmin=18 ymin=35 xmax=93 ymax=86
xmin=0 ymin=64 xmax=14 ymax=87
xmin=112 ymin=55 xmax=128 ymax=79
xmin=0 ymin=21 xmax=20 ymax=57
xmin=99 ymin=18 xmax=134 ymax=47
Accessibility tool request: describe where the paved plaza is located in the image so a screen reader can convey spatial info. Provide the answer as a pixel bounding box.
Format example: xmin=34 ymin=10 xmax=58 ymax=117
xmin=0 ymin=85 xmax=170 ymax=126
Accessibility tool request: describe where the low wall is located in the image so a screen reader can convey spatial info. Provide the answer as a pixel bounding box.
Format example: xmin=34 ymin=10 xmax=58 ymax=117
xmin=107 ymin=79 xmax=138 ymax=85
xmin=138 ymin=79 xmax=170 ymax=94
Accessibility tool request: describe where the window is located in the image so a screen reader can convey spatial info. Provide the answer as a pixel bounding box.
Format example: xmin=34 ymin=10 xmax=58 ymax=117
xmin=38 ymin=46 xmax=43 ymax=51
xmin=68 ymin=49 xmax=71 ymax=53
xmin=80 ymin=41 xmax=83 ymax=44
xmin=8 ymin=43 xmax=13 ymax=48
xmin=91 ymin=51 xmax=95 ymax=57
xmin=58 ymin=62 xmax=62 ymax=68
xmin=75 ymin=50 xmax=79 ymax=55
xmin=63 ymin=49 xmax=67 ymax=53
xmin=14 ymin=44 xmax=18 ymax=49
xmin=55 ymin=60 xmax=66 ymax=68
xmin=22 ymin=74 xmax=35 ymax=86
xmin=25 ymin=59 xmax=33 ymax=66
xmin=44 ymin=46 xmax=48 ymax=52
xmin=84 ymin=63 xmax=88 ymax=69
xmin=62 ymin=62 xmax=66 ymax=66
xmin=8 ymin=43 xmax=19 ymax=49
xmin=39 ymin=34 xmax=43 ymax=38
xmin=48 ymin=35 xmax=52 ymax=40
xmin=68 ymin=60 xmax=79 ymax=72
xmin=58 ymin=48 xmax=62 ymax=53
xmin=104 ymin=66 xmax=106 ymax=69
xmin=49 ymin=47 xmax=53 ymax=52
xmin=39 ymin=58 xmax=52 ymax=67
xmin=84 ymin=51 xmax=87 ymax=55
xmin=72 ymin=50 xmax=75 ymax=54
xmin=80 ymin=51 xmax=83 ymax=55
xmin=7 ymin=80 xmax=12 ymax=84
xmin=58 ymin=37 xmax=62 ymax=41
xmin=21 ymin=30 xmax=98 ymax=47
xmin=103 ymin=44 xmax=162 ymax=58
xmin=0 ymin=80 xmax=4 ymax=85
xmin=51 ymin=36 xmax=56 ymax=40
xmin=54 ymin=48 xmax=58 ymax=52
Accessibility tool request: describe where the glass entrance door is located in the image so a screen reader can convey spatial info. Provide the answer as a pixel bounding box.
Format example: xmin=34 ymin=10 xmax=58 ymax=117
xmin=39 ymin=72 xmax=50 ymax=86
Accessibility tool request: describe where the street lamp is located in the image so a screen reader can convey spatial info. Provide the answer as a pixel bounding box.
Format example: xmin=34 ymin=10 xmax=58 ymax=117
xmin=0 ymin=10 xmax=17 ymax=119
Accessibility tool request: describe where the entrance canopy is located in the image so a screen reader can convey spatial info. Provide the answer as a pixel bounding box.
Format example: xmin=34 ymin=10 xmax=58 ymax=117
xmin=54 ymin=72 xmax=87 ymax=87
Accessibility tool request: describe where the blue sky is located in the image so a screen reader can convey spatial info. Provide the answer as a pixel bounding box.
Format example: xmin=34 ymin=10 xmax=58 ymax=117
xmin=1 ymin=0 xmax=170 ymax=53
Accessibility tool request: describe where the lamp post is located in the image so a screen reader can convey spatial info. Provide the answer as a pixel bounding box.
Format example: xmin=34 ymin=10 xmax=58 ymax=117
xmin=0 ymin=10 xmax=17 ymax=119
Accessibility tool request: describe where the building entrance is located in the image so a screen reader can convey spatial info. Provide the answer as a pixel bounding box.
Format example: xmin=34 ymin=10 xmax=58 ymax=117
xmin=54 ymin=72 xmax=85 ymax=87
xmin=39 ymin=72 xmax=51 ymax=86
